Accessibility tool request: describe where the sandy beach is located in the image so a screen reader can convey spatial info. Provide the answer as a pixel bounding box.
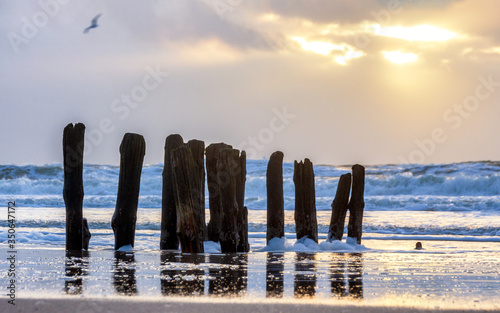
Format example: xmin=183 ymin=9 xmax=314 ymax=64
xmin=8 ymin=296 xmax=499 ymax=313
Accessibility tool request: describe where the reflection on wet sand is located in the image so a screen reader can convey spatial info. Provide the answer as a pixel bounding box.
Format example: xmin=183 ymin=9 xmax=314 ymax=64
xmin=208 ymin=254 xmax=247 ymax=297
xmin=159 ymin=252 xmax=248 ymax=297
xmin=294 ymin=253 xmax=317 ymax=298
xmin=331 ymin=253 xmax=347 ymax=297
xmin=64 ymin=251 xmax=89 ymax=295
xmin=161 ymin=252 xmax=205 ymax=296
xmin=113 ymin=251 xmax=137 ymax=295
xmin=266 ymin=252 xmax=284 ymax=297
xmin=63 ymin=251 xmax=363 ymax=299
xmin=330 ymin=253 xmax=364 ymax=299
xmin=348 ymin=253 xmax=363 ymax=299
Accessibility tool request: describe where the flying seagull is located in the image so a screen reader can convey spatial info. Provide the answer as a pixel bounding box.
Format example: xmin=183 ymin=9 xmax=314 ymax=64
xmin=83 ymin=14 xmax=102 ymax=34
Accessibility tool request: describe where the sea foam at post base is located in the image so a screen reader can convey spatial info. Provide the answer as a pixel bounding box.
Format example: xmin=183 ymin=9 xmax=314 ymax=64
xmin=1 ymin=160 xmax=499 ymax=250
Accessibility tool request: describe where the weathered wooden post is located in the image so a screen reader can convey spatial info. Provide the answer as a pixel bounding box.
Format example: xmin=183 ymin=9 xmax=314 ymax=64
xmin=63 ymin=123 xmax=86 ymax=251
xmin=206 ymin=143 xmax=231 ymax=242
xmin=171 ymin=145 xmax=204 ymax=253
xmin=293 ymin=159 xmax=318 ymax=242
xmin=111 ymin=133 xmax=146 ymax=250
xmin=266 ymin=151 xmax=284 ymax=243
xmin=187 ymin=139 xmax=207 ymax=242
xmin=218 ymin=148 xmax=239 ymax=252
xmin=328 ymin=173 xmax=351 ymax=242
xmin=82 ymin=218 xmax=91 ymax=251
xmin=235 ymin=150 xmax=249 ymax=252
xmin=161 ymin=134 xmax=183 ymax=250
xmin=347 ymin=164 xmax=365 ymax=244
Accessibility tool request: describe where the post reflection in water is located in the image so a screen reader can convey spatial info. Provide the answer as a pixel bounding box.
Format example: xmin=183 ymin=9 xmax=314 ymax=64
xmin=160 ymin=252 xmax=205 ymax=296
xmin=330 ymin=253 xmax=364 ymax=299
xmin=330 ymin=253 xmax=347 ymax=297
xmin=209 ymin=254 xmax=248 ymax=297
xmin=64 ymin=251 xmax=89 ymax=295
xmin=348 ymin=253 xmax=363 ymax=299
xmin=294 ymin=253 xmax=316 ymax=298
xmin=266 ymin=252 xmax=284 ymax=298
xmin=113 ymin=251 xmax=137 ymax=296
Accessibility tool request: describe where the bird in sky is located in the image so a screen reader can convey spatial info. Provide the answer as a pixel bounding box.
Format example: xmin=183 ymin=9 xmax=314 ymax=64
xmin=83 ymin=14 xmax=102 ymax=34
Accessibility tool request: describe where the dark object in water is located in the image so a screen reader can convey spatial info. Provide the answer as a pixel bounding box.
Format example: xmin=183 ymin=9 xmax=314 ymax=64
xmin=171 ymin=145 xmax=204 ymax=253
xmin=415 ymin=242 xmax=423 ymax=250
xmin=83 ymin=218 xmax=91 ymax=251
xmin=347 ymin=165 xmax=365 ymax=244
xmin=111 ymin=133 xmax=146 ymax=250
xmin=161 ymin=134 xmax=184 ymax=250
xmin=267 ymin=151 xmax=285 ymax=243
xmin=294 ymin=159 xmax=318 ymax=243
xmin=63 ymin=123 xmax=85 ymax=251
xmin=328 ymin=173 xmax=351 ymax=242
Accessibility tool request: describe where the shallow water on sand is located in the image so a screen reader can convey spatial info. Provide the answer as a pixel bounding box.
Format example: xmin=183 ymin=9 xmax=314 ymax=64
xmin=3 ymin=241 xmax=499 ymax=310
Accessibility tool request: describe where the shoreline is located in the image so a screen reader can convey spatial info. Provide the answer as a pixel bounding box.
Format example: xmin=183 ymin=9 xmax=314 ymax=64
xmin=6 ymin=296 xmax=500 ymax=313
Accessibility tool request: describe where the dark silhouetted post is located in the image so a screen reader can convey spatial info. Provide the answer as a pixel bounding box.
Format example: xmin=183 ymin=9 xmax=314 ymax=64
xmin=293 ymin=159 xmax=318 ymax=242
xmin=161 ymin=134 xmax=183 ymax=250
xmin=235 ymin=150 xmax=249 ymax=252
xmin=63 ymin=123 xmax=86 ymax=251
xmin=266 ymin=151 xmax=284 ymax=243
xmin=111 ymin=133 xmax=146 ymax=250
xmin=347 ymin=164 xmax=365 ymax=244
xmin=218 ymin=148 xmax=239 ymax=252
xmin=171 ymin=145 xmax=204 ymax=253
xmin=328 ymin=173 xmax=351 ymax=242
xmin=187 ymin=139 xmax=207 ymax=242
xmin=82 ymin=218 xmax=91 ymax=251
xmin=206 ymin=143 xmax=231 ymax=242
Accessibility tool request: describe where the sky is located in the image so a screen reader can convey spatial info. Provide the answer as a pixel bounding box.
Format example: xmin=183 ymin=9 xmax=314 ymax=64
xmin=1 ymin=0 xmax=500 ymax=166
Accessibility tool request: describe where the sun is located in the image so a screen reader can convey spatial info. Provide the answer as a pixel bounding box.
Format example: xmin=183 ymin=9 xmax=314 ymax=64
xmin=382 ymin=51 xmax=418 ymax=64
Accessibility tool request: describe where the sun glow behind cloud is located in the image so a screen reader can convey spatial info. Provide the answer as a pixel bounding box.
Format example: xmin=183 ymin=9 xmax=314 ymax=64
xmin=383 ymin=51 xmax=418 ymax=64
xmin=372 ymin=24 xmax=457 ymax=42
xmin=291 ymin=37 xmax=364 ymax=65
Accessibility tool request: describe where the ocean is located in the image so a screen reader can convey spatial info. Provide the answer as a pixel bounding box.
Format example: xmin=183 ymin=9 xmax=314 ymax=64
xmin=1 ymin=160 xmax=499 ymax=306
xmin=1 ymin=160 xmax=499 ymax=249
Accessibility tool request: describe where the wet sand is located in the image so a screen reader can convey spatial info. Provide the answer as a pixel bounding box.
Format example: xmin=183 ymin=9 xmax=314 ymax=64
xmin=9 ymin=297 xmax=499 ymax=313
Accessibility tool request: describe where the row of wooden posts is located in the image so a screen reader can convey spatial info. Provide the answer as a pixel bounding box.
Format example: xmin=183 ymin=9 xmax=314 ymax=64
xmin=63 ymin=123 xmax=365 ymax=253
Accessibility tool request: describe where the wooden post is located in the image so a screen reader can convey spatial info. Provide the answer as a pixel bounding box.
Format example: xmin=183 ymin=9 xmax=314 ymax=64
xmin=293 ymin=159 xmax=318 ymax=242
xmin=187 ymin=139 xmax=207 ymax=242
xmin=347 ymin=164 xmax=365 ymax=244
xmin=328 ymin=173 xmax=351 ymax=242
xmin=171 ymin=145 xmax=204 ymax=253
xmin=235 ymin=150 xmax=249 ymax=252
xmin=266 ymin=151 xmax=284 ymax=243
xmin=111 ymin=133 xmax=146 ymax=250
xmin=161 ymin=134 xmax=183 ymax=250
xmin=63 ymin=123 xmax=86 ymax=251
xmin=217 ymin=148 xmax=239 ymax=252
xmin=206 ymin=143 xmax=231 ymax=242
xmin=82 ymin=218 xmax=91 ymax=251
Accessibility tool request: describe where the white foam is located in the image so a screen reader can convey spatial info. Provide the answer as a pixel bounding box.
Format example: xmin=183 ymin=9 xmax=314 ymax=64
xmin=257 ymin=236 xmax=369 ymax=252
xmin=117 ymin=244 xmax=134 ymax=252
